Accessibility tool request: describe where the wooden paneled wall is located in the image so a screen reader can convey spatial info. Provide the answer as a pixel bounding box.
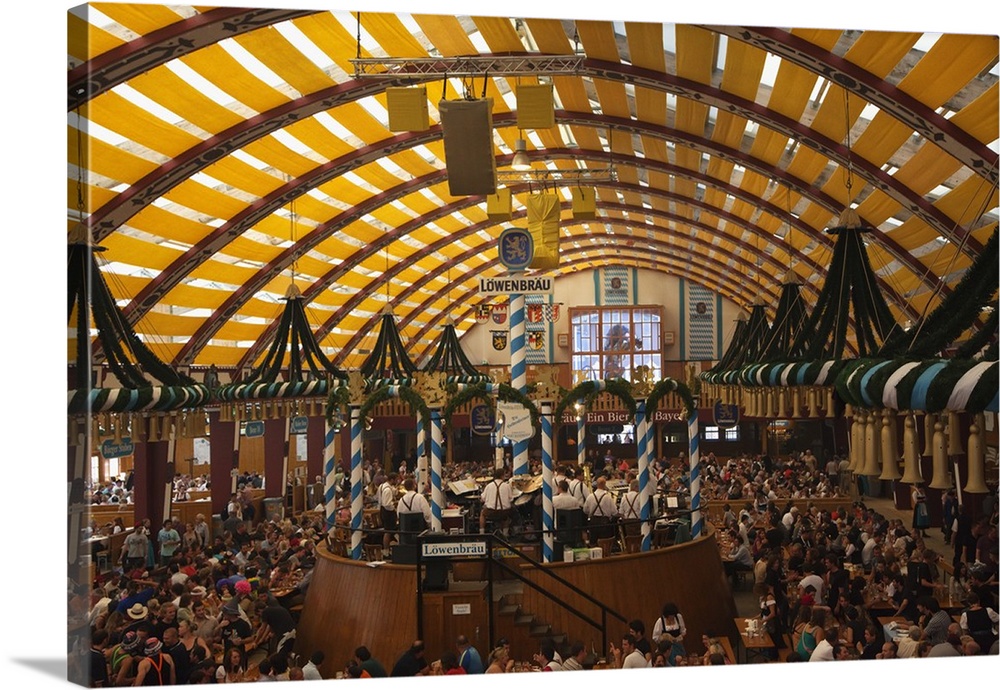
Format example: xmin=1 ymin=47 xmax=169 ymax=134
xmin=295 ymin=525 xmax=737 ymax=676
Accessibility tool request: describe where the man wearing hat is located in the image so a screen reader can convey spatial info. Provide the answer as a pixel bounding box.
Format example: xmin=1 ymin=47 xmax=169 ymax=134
xmin=132 ymin=637 xmax=176 ymax=686
xmin=218 ymin=598 xmax=253 ymax=662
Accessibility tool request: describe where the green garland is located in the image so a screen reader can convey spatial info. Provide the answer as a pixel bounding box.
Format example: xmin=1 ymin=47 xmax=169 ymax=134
xmin=358 ymin=384 xmax=431 ymax=429
xmin=441 ymin=383 xmax=494 ymax=428
xmin=554 ymin=379 xmax=637 ymax=422
xmin=644 ymin=378 xmax=698 ymax=418
xmin=325 ymin=384 xmax=351 ymax=427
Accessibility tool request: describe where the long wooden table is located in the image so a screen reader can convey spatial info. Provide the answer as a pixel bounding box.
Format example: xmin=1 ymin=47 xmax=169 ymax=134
xmin=732 ymin=617 xmax=775 ymax=663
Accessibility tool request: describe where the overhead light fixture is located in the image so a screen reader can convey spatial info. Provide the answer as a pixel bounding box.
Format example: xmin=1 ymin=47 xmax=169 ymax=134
xmin=511 ymin=138 xmax=531 ymax=171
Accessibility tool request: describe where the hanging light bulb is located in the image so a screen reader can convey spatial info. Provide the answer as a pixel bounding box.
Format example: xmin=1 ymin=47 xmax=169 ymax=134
xmin=511 ymin=138 xmax=531 ymax=171
xmin=364 ymin=415 xmax=374 ymax=431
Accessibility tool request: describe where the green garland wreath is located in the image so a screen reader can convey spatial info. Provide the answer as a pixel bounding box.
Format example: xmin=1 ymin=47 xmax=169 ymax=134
xmin=554 ymin=379 xmax=637 ymax=422
xmin=358 ymin=384 xmax=431 ymax=429
xmin=324 ymin=383 xmax=351 ymax=427
xmin=644 ymin=377 xmax=698 ymax=418
xmin=441 ymin=383 xmax=540 ymax=431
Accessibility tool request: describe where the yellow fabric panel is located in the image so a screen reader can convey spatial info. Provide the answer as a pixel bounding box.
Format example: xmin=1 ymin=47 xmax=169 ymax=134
xmin=747 ymin=124 xmax=791 ymax=168
xmin=675 ymin=99 xmax=709 ymax=138
xmin=972 ymin=223 xmax=999 ymax=246
xmin=210 ymin=321 xmax=269 ymax=345
xmin=935 ymin=177 xmax=999 ymax=228
xmin=125 ymin=206 xmax=212 ymax=246
xmin=673 ymin=145 xmax=701 ymax=173
xmin=354 ymin=12 xmax=428 ymax=58
xmin=197 ymin=155 xmax=285 ymax=199
xmin=719 ymin=39 xmax=767 ymax=101
xmin=125 ymin=67 xmax=244 ymax=135
xmin=340 ymin=222 xmax=382 ymax=246
xmin=223 ymin=235 xmax=283 ymax=264
xmin=178 ymin=44 xmax=288 ymax=115
xmin=592 ymin=79 xmax=631 ymax=120
xmin=232 ymin=26 xmax=336 ymax=96
xmin=575 ymin=20 xmax=620 ymax=62
xmin=527 ymin=194 xmax=560 ymax=269
xmin=893 ymin=145 xmax=962 ymax=196
xmin=100 ymin=273 xmax=148 ymax=301
xmin=789 ymin=28 xmax=843 ymax=52
xmin=100 ymin=233 xmax=181 ymax=271
xmin=886 ymin=221 xmax=938 ymax=253
xmin=327 ymin=101 xmax=392 ymax=145
xmin=674 ymin=25 xmax=715 ymax=84
xmin=91 ymin=3 xmax=185 ymax=35
xmin=853 ymin=189 xmax=902 ymax=229
xmin=550 ymin=74 xmax=592 ymax=113
xmin=240 ymin=135 xmax=323 ymax=181
xmin=156 ymin=282 xmax=231 ymax=311
xmin=763 ymin=61 xmax=817 ymax=122
xmin=163 ymin=178 xmax=250 ymax=220
xmin=897 ymin=34 xmax=999 ymax=107
xmin=803 ymin=85 xmax=867 ymax=144
xmin=949 ymin=82 xmax=1000 ymax=146
xmin=784 ymin=147 xmax=830 ymax=187
xmin=843 ymin=31 xmax=920 ymax=77
xmin=68 ymin=12 xmax=122 ymax=62
xmin=186 ymin=261 xmax=258 ymax=290
xmin=472 ymin=16 xmax=524 ymax=52
xmin=410 ymin=14 xmax=476 ymax=56
xmin=626 ymin=22 xmax=666 ymax=71
xmin=388 ymin=150 xmax=438 ymax=181
xmin=68 ymin=182 xmax=116 ymax=219
xmin=640 ymin=134 xmax=669 ymax=165
xmin=136 ymin=312 xmax=205 ymax=338
xmin=710 ymin=111 xmax=748 ymax=150
xmin=198 ymin=345 xmax=249 ymax=366
xmin=523 ymin=17 xmax=572 ymax=53
xmin=78 ymin=130 xmax=158 ymax=185
xmin=87 ymin=91 xmax=201 ymax=158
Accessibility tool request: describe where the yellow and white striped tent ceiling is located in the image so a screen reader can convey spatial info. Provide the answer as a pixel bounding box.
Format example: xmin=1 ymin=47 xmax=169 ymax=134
xmin=67 ymin=2 xmax=999 ymax=372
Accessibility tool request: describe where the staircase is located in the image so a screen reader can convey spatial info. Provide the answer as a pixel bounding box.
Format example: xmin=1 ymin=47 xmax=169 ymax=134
xmin=490 ymin=580 xmax=573 ymax=662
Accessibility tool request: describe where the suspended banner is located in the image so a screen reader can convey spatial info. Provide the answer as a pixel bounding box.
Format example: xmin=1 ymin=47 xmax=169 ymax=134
xmin=498 ymin=400 xmax=534 ymax=442
xmin=475 ymin=304 xmax=492 ymax=324
xmin=491 ymin=304 xmax=508 ymax=324
xmin=478 ymin=276 xmax=554 ymax=295
xmin=528 ymin=331 xmax=545 ymax=350
xmin=470 ymin=404 xmax=495 ymax=436
xmin=491 ymin=330 xmax=508 ymax=350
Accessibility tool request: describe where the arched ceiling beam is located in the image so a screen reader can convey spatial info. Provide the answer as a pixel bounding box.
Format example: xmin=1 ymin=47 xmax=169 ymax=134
xmin=329 ymin=219 xmax=864 ymax=366
xmin=704 ymin=26 xmax=998 ymax=184
xmin=329 ymin=242 xmax=786 ymax=371
xmin=126 ymin=126 xmax=933 ymax=345
xmin=178 ymin=166 xmax=863 ymax=366
xmin=68 ymin=7 xmax=322 ymax=108
xmin=401 ymin=252 xmax=857 ymax=365
xmin=72 ymin=16 xmax=994 ymax=189
xmin=88 ymin=61 xmax=986 ymax=255
xmin=233 ymin=206 xmax=791 ymax=370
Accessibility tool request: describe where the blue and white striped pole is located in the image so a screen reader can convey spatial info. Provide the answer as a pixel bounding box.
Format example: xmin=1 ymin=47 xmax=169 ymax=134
xmin=636 ymin=402 xmax=651 ymax=551
xmin=324 ymin=416 xmax=339 ymax=532
xmin=430 ymin=409 xmax=444 ymax=532
xmin=350 ymin=406 xmax=363 ymax=560
xmin=541 ymin=402 xmax=554 ymax=563
xmin=509 ymin=293 xmax=528 ymax=475
xmin=576 ymin=403 xmax=586 ymax=468
xmin=415 ymin=415 xmax=426 ymax=490
xmin=688 ymin=410 xmax=702 ymax=539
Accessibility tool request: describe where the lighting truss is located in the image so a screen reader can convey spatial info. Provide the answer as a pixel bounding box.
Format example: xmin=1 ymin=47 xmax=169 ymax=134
xmin=496 ymin=167 xmax=617 ymax=185
xmin=351 ymin=55 xmax=584 ymax=79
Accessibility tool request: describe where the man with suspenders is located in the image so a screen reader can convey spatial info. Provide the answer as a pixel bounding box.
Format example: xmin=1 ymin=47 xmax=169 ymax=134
xmin=584 ymin=476 xmax=619 ymax=543
xmin=132 ymin=637 xmax=176 ymax=686
xmin=396 ymin=478 xmax=432 ymax=528
xmin=479 ymin=467 xmax=513 ymax=535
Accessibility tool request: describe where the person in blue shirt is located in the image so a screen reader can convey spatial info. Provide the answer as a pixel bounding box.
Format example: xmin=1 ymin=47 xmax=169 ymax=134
xmin=456 ymin=634 xmax=484 ymax=673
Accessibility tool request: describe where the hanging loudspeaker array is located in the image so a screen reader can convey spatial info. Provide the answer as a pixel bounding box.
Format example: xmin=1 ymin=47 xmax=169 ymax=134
xmin=808 ymin=388 xmax=820 ymax=418
xmin=791 ymin=388 xmax=802 ymax=418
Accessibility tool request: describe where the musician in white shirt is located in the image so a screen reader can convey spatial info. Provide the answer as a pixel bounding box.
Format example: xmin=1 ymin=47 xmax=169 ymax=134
xmin=565 ymin=467 xmax=590 ymax=503
xmin=584 ymin=476 xmax=619 ymax=519
xmin=378 ymin=472 xmax=401 ymax=550
xmin=479 ymin=466 xmax=514 ymax=534
xmin=618 ymin=479 xmax=642 ymax=521
xmin=396 ymin=477 xmax=432 ymax=527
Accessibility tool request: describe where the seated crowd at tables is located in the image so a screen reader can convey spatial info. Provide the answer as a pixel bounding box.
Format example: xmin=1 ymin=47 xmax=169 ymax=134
xmin=713 ymin=478 xmax=998 ymax=662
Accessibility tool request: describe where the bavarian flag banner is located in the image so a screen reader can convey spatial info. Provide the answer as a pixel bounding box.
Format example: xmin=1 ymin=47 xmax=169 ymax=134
xmin=527 ymin=193 xmax=559 ymax=269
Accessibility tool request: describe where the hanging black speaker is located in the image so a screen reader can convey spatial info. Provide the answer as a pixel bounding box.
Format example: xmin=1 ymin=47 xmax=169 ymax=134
xmin=438 ymin=98 xmax=496 ymax=196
